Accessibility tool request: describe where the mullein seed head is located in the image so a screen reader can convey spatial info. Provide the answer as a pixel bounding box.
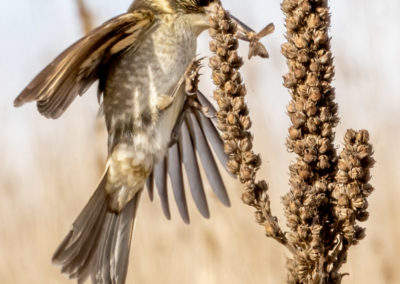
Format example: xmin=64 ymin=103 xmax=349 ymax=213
xmin=208 ymin=3 xmax=287 ymax=244
xmin=282 ymin=0 xmax=375 ymax=282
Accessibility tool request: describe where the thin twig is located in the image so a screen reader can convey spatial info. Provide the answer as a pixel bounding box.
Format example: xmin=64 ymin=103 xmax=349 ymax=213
xmin=76 ymin=0 xmax=94 ymax=34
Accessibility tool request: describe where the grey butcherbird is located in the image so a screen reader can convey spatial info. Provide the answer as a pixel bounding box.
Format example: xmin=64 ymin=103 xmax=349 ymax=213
xmin=14 ymin=0 xmax=269 ymax=283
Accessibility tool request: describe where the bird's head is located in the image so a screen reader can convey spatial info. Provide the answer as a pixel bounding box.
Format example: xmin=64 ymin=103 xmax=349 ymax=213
xmin=129 ymin=0 xmax=218 ymax=14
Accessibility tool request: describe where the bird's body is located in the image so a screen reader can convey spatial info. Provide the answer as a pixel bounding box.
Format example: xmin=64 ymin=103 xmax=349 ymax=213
xmin=14 ymin=1 xmax=237 ymax=283
xmin=103 ymin=12 xmax=205 ymax=211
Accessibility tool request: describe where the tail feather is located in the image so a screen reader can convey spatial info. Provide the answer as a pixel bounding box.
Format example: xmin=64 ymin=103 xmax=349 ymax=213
xmin=93 ymin=213 xmax=118 ymax=283
xmin=53 ymin=180 xmax=108 ymax=275
xmin=52 ymin=170 xmax=141 ymax=284
xmin=115 ymin=197 xmax=139 ymax=281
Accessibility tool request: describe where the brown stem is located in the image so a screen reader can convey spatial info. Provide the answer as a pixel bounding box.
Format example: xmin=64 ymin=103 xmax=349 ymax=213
xmin=76 ymin=0 xmax=94 ymax=34
xmin=207 ymin=3 xmax=291 ymax=250
xmin=281 ymin=0 xmax=375 ymax=282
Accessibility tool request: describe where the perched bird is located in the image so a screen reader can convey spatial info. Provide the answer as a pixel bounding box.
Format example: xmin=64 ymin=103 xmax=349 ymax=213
xmin=14 ymin=0 xmax=262 ymax=283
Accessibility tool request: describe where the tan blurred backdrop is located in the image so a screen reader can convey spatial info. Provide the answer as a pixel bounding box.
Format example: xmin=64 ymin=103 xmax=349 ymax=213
xmin=1 ymin=0 xmax=399 ymax=283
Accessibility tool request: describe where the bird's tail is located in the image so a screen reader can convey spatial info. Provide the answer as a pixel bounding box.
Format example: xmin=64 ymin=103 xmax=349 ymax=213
xmin=52 ymin=168 xmax=141 ymax=284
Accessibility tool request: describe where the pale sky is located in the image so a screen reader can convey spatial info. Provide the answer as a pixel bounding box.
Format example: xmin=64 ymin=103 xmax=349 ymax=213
xmin=1 ymin=0 xmax=398 ymax=119
xmin=0 ymin=0 xmax=399 ymax=169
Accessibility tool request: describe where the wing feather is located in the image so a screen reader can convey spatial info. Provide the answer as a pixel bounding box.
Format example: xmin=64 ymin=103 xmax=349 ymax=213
xmin=179 ymin=119 xmax=210 ymax=218
xmin=14 ymin=10 xmax=154 ymax=119
xmin=168 ymin=142 xmax=190 ymax=224
xmin=195 ymin=91 xmax=232 ymax=176
xmin=152 ymin=93 xmax=233 ymax=221
xmin=145 ymin=171 xmax=154 ymax=201
xmin=186 ymin=109 xmax=230 ymax=207
xmin=154 ymin=157 xmax=171 ymax=220
xmin=195 ymin=109 xmax=230 ymax=174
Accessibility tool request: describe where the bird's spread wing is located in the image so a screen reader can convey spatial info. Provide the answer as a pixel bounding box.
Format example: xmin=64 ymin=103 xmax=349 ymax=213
xmin=14 ymin=10 xmax=155 ymax=119
xmin=147 ymin=91 xmax=232 ymax=223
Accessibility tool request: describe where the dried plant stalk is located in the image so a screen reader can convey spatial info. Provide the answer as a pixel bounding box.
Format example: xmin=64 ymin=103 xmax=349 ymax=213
xmin=76 ymin=0 xmax=94 ymax=34
xmin=281 ymin=0 xmax=375 ymax=283
xmin=281 ymin=0 xmax=340 ymax=282
xmin=208 ymin=1 xmax=375 ymax=283
xmin=207 ymin=4 xmax=290 ymax=248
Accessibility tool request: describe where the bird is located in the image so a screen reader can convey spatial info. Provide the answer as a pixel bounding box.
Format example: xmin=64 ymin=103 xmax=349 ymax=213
xmin=13 ymin=0 xmax=245 ymax=283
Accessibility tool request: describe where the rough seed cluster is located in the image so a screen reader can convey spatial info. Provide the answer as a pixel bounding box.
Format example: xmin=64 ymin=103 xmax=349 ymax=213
xmin=207 ymin=2 xmax=375 ymax=283
xmin=281 ymin=0 xmax=375 ymax=283
xmin=333 ymin=130 xmax=375 ymax=244
xmin=208 ymin=4 xmax=286 ymax=242
xmin=281 ymin=0 xmax=340 ymax=280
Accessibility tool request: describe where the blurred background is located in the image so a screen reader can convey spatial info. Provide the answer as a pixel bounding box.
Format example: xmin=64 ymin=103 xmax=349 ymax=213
xmin=1 ymin=0 xmax=399 ymax=283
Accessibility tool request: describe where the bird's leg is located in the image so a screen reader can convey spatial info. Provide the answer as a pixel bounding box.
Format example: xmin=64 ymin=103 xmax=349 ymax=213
xmin=183 ymin=59 xmax=214 ymax=118
xmin=184 ymin=58 xmax=203 ymax=96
